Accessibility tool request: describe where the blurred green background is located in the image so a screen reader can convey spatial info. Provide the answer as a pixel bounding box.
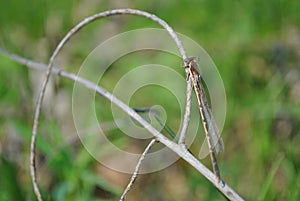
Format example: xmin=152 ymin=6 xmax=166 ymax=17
xmin=1 ymin=1 xmax=300 ymax=201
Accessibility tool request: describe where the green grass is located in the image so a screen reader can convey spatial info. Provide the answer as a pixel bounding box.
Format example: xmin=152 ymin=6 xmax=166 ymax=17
xmin=0 ymin=1 xmax=300 ymax=200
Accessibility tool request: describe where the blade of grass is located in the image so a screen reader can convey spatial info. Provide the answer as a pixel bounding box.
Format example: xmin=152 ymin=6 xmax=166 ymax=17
xmin=257 ymin=153 xmax=285 ymax=201
xmin=154 ymin=116 xmax=178 ymax=141
xmin=133 ymin=108 xmax=178 ymax=141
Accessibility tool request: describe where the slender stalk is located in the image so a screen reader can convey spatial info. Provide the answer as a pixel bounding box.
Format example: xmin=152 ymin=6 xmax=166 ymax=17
xmin=120 ymin=139 xmax=157 ymax=201
xmin=29 ymin=9 xmax=188 ymax=201
xmin=178 ymin=78 xmax=193 ymax=144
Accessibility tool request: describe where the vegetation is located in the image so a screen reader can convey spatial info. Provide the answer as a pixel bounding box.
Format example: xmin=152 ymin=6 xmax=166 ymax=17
xmin=0 ymin=1 xmax=299 ymax=200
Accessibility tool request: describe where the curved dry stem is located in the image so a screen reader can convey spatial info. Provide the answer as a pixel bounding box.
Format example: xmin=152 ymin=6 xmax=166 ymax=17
xmin=2 ymin=49 xmax=245 ymax=201
xmin=30 ymin=9 xmax=191 ymax=200
xmin=120 ymin=139 xmax=157 ymax=201
xmin=178 ymin=78 xmax=192 ymax=144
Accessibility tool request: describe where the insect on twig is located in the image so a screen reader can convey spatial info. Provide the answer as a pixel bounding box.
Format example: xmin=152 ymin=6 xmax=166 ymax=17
xmin=185 ymin=56 xmax=224 ymax=183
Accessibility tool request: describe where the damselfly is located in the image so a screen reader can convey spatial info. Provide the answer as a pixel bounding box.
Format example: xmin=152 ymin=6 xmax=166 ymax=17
xmin=185 ymin=56 xmax=224 ymax=182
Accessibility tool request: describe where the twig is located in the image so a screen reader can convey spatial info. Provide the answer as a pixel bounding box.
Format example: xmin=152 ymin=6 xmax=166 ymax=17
xmin=178 ymin=78 xmax=193 ymax=144
xmin=29 ymin=9 xmax=183 ymax=201
xmin=120 ymin=139 xmax=157 ymax=201
xmin=0 ymin=49 xmax=245 ymax=201
xmin=30 ymin=9 xmax=190 ymax=201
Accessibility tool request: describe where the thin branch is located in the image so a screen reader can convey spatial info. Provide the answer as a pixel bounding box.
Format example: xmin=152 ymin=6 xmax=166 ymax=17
xmin=178 ymin=77 xmax=193 ymax=144
xmin=30 ymin=9 xmax=190 ymax=201
xmin=1 ymin=49 xmax=245 ymax=201
xmin=120 ymin=138 xmax=157 ymax=201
